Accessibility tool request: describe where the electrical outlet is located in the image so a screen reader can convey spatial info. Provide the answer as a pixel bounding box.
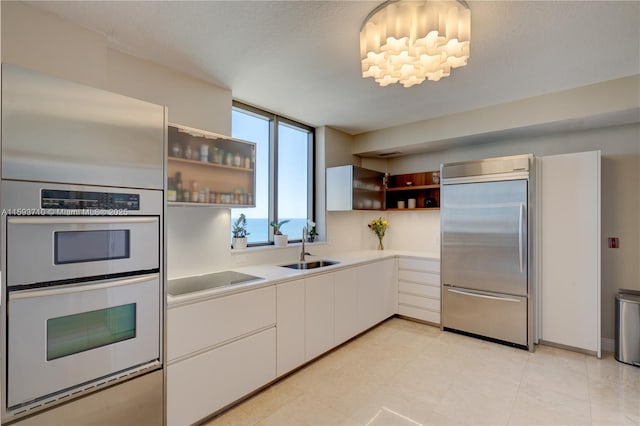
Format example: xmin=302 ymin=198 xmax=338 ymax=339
xmin=608 ymin=237 xmax=619 ymax=249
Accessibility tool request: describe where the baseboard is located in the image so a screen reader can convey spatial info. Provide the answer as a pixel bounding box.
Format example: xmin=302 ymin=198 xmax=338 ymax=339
xmin=602 ymin=337 xmax=615 ymax=353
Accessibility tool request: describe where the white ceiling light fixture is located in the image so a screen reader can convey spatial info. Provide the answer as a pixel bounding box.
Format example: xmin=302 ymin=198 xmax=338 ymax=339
xmin=360 ymin=0 xmax=471 ymax=88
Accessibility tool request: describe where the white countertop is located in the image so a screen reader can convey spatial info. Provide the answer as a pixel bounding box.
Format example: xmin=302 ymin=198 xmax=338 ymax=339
xmin=167 ymin=250 xmax=439 ymax=306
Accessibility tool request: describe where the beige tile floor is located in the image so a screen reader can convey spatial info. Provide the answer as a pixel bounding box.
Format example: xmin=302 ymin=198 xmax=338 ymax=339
xmin=205 ymin=318 xmax=640 ymax=426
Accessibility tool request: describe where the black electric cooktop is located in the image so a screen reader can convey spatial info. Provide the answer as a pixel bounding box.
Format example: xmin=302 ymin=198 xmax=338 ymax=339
xmin=168 ymin=271 xmax=263 ymax=296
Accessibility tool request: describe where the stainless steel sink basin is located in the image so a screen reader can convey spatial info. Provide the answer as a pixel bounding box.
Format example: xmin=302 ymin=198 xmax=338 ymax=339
xmin=281 ymin=260 xmax=339 ymax=270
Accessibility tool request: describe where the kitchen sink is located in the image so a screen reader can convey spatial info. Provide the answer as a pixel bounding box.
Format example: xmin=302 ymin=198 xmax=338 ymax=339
xmin=281 ymin=260 xmax=339 ymax=270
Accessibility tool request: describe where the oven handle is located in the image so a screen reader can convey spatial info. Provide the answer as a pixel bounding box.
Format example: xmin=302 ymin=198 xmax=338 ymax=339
xmin=8 ymin=217 xmax=158 ymax=225
xmin=9 ymin=273 xmax=159 ymax=299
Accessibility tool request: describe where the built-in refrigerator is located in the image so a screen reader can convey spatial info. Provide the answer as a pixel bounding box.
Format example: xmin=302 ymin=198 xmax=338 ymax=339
xmin=440 ymin=154 xmax=535 ymax=350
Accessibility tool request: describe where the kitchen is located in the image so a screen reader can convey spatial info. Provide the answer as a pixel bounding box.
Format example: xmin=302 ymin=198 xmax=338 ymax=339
xmin=0 ymin=1 xmax=639 ymax=425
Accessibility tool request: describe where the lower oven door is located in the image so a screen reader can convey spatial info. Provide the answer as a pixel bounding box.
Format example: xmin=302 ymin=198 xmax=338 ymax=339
xmin=7 ymin=273 xmax=161 ymax=409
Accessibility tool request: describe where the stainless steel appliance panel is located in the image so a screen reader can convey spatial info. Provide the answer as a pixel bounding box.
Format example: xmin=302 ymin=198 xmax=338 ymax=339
xmin=442 ymin=285 xmax=528 ymax=346
xmin=615 ymin=290 xmax=640 ymax=366
xmin=1 ymin=64 xmax=165 ymax=189
xmin=441 ymin=154 xmax=530 ymax=180
xmin=7 ymin=216 xmax=159 ymax=286
xmin=11 ymin=370 xmax=163 ymax=426
xmin=441 ymin=179 xmax=528 ymax=296
xmin=7 ymin=274 xmax=161 ymax=408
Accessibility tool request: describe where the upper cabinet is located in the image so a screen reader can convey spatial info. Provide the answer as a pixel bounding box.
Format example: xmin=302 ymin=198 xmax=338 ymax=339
xmin=326 ymin=165 xmax=384 ymax=211
xmin=167 ymin=124 xmax=256 ymax=207
xmin=385 ymin=171 xmax=440 ymax=210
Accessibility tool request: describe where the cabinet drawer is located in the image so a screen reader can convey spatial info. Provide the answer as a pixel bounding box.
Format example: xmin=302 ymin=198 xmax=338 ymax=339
xmin=398 ymin=270 xmax=439 ymax=286
xmin=398 ymin=258 xmax=440 ymax=273
xmin=167 ymin=327 xmax=276 ymax=426
xmin=168 ymin=286 xmax=276 ymax=361
xmin=398 ymin=281 xmax=441 ymax=299
xmin=398 ymin=305 xmax=440 ymax=324
xmin=399 ymin=293 xmax=440 ymax=311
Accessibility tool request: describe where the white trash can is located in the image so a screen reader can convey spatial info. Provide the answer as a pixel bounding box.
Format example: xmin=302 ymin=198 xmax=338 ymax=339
xmin=615 ymin=289 xmax=640 ymax=367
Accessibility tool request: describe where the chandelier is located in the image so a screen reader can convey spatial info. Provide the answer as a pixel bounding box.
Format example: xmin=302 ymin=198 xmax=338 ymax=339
xmin=360 ymin=0 xmax=471 ymax=88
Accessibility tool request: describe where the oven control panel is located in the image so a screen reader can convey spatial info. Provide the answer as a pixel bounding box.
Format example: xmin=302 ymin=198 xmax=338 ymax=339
xmin=41 ymin=189 xmax=140 ymax=210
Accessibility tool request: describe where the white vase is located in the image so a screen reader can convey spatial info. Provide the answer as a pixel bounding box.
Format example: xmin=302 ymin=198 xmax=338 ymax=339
xmin=274 ymin=234 xmax=288 ymax=247
xmin=232 ymin=237 xmax=247 ymax=250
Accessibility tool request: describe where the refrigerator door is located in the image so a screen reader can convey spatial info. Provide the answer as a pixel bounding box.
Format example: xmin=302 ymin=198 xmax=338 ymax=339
xmin=442 ymin=285 xmax=528 ymax=346
xmin=442 ymin=179 xmax=528 ymax=296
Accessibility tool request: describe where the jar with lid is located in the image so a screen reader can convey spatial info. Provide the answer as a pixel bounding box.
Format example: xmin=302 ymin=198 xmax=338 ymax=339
xmin=224 ymin=152 xmax=233 ymax=166
xmin=200 ymin=144 xmax=209 ymax=162
xmin=233 ymin=153 xmax=242 ymax=167
xmin=184 ymin=145 xmax=192 ymax=160
xmin=244 ymin=156 xmax=251 ymax=169
xmin=171 ymin=142 xmax=182 ymax=158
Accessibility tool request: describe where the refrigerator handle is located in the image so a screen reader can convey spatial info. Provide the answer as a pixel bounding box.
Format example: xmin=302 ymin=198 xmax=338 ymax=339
xmin=447 ymin=288 xmax=522 ymax=303
xmin=519 ymin=202 xmax=524 ymax=273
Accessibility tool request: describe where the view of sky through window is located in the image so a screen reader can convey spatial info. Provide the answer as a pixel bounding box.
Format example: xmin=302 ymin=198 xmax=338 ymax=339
xmin=231 ymin=108 xmax=310 ymax=244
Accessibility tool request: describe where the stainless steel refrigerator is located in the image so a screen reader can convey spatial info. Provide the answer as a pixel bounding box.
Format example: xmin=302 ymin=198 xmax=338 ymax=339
xmin=441 ymin=154 xmax=535 ymax=350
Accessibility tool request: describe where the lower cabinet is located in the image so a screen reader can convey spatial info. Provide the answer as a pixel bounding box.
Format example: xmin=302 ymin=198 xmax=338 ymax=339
xmin=305 ymin=274 xmax=335 ymax=360
xmin=357 ymin=258 xmax=397 ymax=330
xmin=397 ymin=257 xmax=441 ymax=324
xmin=334 ymin=267 xmax=360 ymax=345
xmin=167 ymin=328 xmax=276 ymax=426
xmin=276 ymin=279 xmax=305 ymax=376
xmin=167 ymin=286 xmax=276 ymax=425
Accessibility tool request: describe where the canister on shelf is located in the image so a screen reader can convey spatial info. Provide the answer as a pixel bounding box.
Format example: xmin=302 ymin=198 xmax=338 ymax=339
xmin=233 ymin=153 xmax=242 ymax=167
xmin=184 ymin=145 xmax=192 ymax=160
xmin=200 ymin=144 xmax=209 ymax=162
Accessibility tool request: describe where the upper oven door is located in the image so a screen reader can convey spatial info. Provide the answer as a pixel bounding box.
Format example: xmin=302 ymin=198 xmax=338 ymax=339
xmin=7 ymin=216 xmax=159 ymax=287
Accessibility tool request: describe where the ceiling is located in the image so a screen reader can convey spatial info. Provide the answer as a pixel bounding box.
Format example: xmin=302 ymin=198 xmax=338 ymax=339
xmin=28 ymin=1 xmax=640 ymax=135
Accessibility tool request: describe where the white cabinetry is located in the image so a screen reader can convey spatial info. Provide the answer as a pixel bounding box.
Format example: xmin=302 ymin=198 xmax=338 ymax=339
xmin=167 ymin=328 xmax=276 ymax=426
xmin=305 ymin=274 xmax=335 ymax=360
xmin=397 ymin=257 xmax=441 ymax=324
xmin=167 ymin=287 xmax=277 ymax=425
xmin=357 ymin=258 xmax=397 ymax=330
xmin=334 ymin=267 xmax=360 ymax=345
xmin=276 ymin=279 xmax=305 ymax=376
xmin=539 ymin=151 xmax=601 ymax=356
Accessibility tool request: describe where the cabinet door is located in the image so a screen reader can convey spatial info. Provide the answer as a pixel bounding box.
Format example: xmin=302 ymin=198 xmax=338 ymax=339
xmin=276 ymin=280 xmax=305 ymax=377
xmin=167 ymin=328 xmax=276 ymax=426
xmin=167 ymin=286 xmax=276 ymax=361
xmin=305 ymin=274 xmax=335 ymax=361
xmin=334 ymin=267 xmax=360 ymax=345
xmin=357 ymin=258 xmax=397 ymax=331
xmin=540 ymin=151 xmax=601 ymax=355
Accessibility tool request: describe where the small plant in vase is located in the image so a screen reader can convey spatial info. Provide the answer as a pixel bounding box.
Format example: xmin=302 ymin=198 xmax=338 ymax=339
xmin=307 ymin=219 xmax=319 ymax=242
xmin=232 ymin=214 xmax=250 ymax=249
xmin=368 ymin=217 xmax=389 ymax=250
xmin=270 ymin=219 xmax=290 ymax=247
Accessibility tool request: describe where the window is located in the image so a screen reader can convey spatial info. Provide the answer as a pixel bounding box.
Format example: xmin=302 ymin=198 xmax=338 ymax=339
xmin=231 ymin=101 xmax=314 ymax=246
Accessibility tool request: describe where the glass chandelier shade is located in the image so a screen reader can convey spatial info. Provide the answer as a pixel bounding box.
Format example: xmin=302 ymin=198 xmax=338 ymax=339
xmin=360 ymin=0 xmax=471 ymax=88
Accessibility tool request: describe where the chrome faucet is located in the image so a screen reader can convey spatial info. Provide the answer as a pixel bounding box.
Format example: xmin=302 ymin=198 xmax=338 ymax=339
xmin=300 ymin=226 xmax=311 ymax=262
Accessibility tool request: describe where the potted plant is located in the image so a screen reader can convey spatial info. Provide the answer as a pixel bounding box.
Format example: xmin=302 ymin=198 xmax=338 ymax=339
xmin=307 ymin=219 xmax=318 ymax=242
xmin=232 ymin=214 xmax=250 ymax=249
xmin=270 ymin=219 xmax=290 ymax=247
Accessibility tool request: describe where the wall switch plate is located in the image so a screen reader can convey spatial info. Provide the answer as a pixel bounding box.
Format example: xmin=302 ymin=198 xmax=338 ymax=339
xmin=608 ymin=237 xmax=619 ymax=249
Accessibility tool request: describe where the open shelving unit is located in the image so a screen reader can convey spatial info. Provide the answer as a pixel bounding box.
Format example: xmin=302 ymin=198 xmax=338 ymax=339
xmin=385 ymin=171 xmax=440 ymax=211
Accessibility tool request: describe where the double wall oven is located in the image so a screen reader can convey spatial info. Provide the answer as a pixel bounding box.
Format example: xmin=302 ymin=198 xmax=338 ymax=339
xmin=1 ymin=64 xmax=166 ymax=424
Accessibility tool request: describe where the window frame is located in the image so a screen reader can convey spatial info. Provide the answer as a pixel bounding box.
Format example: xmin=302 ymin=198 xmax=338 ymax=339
xmin=232 ymin=100 xmax=315 ymax=247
